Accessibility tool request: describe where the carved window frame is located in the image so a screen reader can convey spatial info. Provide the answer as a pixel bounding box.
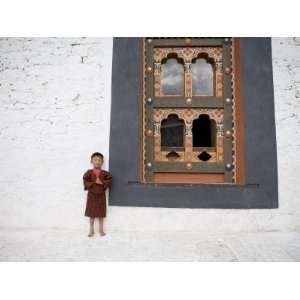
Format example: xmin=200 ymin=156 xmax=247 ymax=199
xmin=141 ymin=37 xmax=244 ymax=184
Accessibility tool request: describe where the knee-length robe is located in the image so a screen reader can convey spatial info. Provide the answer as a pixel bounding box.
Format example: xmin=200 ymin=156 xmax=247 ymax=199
xmin=83 ymin=169 xmax=113 ymax=218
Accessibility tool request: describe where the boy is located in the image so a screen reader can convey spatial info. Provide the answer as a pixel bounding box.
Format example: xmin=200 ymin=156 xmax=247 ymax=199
xmin=83 ymin=152 xmax=113 ymax=237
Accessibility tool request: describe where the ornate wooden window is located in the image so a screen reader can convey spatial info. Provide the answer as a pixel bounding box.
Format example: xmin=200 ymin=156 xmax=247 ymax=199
xmin=110 ymin=37 xmax=277 ymax=208
xmin=142 ymin=38 xmax=244 ymax=184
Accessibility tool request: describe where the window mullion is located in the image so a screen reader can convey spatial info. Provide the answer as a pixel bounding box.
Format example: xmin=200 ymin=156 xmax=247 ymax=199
xmin=184 ymin=62 xmax=192 ymax=98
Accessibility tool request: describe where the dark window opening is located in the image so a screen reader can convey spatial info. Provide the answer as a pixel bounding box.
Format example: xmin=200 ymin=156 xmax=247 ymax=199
xmin=198 ymin=151 xmax=212 ymax=161
xmin=192 ymin=114 xmax=216 ymax=147
xmin=166 ymin=150 xmax=181 ymax=161
xmin=161 ymin=114 xmax=185 ymax=150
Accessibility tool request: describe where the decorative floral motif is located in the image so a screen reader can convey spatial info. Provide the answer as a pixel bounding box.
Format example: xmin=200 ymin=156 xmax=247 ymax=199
xmin=153 ymin=47 xmax=222 ymax=63
xmin=153 ymin=108 xmax=224 ymax=124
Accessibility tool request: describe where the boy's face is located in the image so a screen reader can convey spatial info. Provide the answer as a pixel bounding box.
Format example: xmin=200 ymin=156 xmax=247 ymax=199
xmin=91 ymin=156 xmax=103 ymax=168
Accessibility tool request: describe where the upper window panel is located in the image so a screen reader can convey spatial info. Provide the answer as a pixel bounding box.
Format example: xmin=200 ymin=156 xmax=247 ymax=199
xmin=153 ymin=47 xmax=223 ymax=98
xmin=191 ymin=58 xmax=214 ymax=96
xmin=161 ymin=56 xmax=184 ymax=96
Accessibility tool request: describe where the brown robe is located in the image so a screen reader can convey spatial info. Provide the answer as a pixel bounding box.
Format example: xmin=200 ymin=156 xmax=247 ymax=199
xmin=83 ymin=169 xmax=113 ymax=218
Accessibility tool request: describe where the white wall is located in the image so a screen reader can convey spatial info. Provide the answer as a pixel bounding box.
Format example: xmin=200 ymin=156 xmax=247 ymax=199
xmin=0 ymin=38 xmax=113 ymax=230
xmin=0 ymin=37 xmax=299 ymax=233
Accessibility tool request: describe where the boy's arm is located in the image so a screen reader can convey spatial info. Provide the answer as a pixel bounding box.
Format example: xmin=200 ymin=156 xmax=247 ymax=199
xmin=83 ymin=171 xmax=98 ymax=191
xmin=102 ymin=171 xmax=113 ymax=190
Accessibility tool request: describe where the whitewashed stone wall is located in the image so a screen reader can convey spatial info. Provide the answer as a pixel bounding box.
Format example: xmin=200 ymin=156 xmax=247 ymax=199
xmin=0 ymin=37 xmax=299 ymax=233
xmin=0 ymin=38 xmax=113 ymax=230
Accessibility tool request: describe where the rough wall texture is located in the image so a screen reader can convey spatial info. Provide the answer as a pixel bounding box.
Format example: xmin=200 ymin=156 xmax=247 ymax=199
xmin=0 ymin=38 xmax=113 ymax=230
xmin=0 ymin=37 xmax=299 ymax=233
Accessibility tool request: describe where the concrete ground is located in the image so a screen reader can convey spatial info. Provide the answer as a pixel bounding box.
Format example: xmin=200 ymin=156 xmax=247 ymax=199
xmin=1 ymin=228 xmax=300 ymax=261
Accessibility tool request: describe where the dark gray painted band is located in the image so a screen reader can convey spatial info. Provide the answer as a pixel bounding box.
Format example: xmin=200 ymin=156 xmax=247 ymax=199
xmin=108 ymin=38 xmax=278 ymax=209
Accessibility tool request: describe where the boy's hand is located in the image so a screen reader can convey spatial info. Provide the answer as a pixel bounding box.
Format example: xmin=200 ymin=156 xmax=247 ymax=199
xmin=95 ymin=177 xmax=103 ymax=185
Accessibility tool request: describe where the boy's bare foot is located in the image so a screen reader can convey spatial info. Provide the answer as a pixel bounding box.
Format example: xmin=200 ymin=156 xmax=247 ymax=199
xmin=99 ymin=231 xmax=106 ymax=236
xmin=88 ymin=231 xmax=94 ymax=237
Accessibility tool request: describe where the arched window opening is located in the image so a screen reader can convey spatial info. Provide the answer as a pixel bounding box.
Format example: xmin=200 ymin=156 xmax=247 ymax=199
xmin=191 ymin=56 xmax=214 ymax=96
xmin=192 ymin=115 xmax=216 ymax=148
xmin=161 ymin=54 xmax=184 ymax=96
xmin=161 ymin=114 xmax=185 ymax=150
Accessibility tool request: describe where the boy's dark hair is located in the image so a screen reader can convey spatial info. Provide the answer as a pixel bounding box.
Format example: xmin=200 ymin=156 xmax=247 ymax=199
xmin=91 ymin=152 xmax=104 ymax=161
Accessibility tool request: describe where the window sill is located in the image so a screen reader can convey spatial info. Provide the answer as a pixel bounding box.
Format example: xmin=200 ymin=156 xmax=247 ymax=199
xmin=128 ymin=181 xmax=259 ymax=188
